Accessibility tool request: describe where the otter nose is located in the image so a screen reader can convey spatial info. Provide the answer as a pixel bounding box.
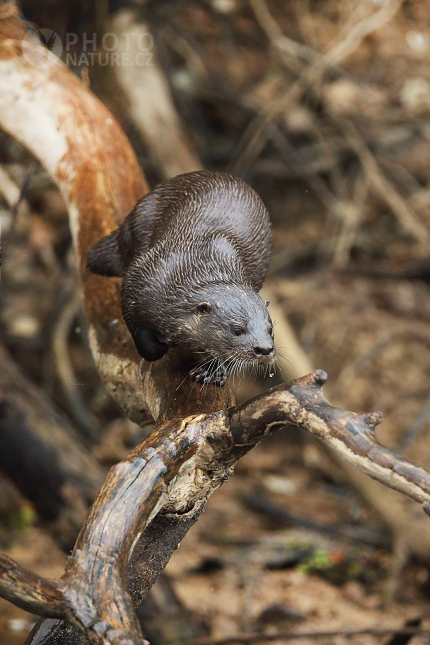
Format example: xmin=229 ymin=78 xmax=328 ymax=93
xmin=254 ymin=345 xmax=274 ymax=356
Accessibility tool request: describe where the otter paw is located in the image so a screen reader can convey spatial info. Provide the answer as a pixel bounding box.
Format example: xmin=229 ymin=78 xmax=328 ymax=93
xmin=189 ymin=362 xmax=228 ymax=387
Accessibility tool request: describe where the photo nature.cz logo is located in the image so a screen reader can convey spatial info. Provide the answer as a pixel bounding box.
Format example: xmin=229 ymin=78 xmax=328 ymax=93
xmin=21 ymin=28 xmax=154 ymax=69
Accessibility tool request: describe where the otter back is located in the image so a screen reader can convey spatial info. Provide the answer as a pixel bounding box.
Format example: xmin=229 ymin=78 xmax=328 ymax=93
xmin=87 ymin=170 xmax=271 ymax=292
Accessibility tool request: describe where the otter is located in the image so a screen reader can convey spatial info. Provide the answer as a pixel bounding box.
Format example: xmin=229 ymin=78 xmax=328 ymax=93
xmin=87 ymin=170 xmax=275 ymax=386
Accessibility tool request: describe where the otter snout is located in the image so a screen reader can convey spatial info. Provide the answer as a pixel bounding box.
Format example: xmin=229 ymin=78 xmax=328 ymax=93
xmin=250 ymin=306 xmax=275 ymax=362
xmin=253 ymin=344 xmax=275 ymax=357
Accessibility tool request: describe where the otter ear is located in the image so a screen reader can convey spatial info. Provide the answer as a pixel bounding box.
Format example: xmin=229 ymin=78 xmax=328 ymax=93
xmin=264 ymin=299 xmax=270 ymax=307
xmin=197 ymin=302 xmax=212 ymax=314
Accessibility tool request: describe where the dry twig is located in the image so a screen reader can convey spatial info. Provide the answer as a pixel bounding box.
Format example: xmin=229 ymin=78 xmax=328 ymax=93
xmin=338 ymin=118 xmax=430 ymax=245
xmin=52 ymin=285 xmax=98 ymax=440
xmin=237 ymin=0 xmax=405 ymax=174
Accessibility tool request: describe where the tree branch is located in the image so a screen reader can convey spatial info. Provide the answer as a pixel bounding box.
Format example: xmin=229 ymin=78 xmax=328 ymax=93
xmin=2 ymin=372 xmax=430 ymax=645
xmin=0 ymin=554 xmax=67 ymax=618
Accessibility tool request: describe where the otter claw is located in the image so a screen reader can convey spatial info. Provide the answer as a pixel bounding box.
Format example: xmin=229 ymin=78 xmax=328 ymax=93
xmin=212 ymin=373 xmax=227 ymax=387
xmin=189 ymin=362 xmax=228 ymax=387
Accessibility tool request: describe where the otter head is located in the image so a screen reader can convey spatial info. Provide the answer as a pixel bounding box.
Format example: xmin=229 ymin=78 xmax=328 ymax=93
xmin=173 ymin=284 xmax=276 ymax=374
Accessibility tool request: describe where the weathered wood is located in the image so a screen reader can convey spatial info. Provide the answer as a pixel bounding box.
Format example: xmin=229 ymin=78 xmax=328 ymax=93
xmin=27 ymin=503 xmax=208 ymax=645
xmin=4 ymin=372 xmax=430 ymax=645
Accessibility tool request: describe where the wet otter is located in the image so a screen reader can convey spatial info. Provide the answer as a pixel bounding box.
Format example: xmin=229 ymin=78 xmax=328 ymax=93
xmin=87 ymin=170 xmax=275 ymax=385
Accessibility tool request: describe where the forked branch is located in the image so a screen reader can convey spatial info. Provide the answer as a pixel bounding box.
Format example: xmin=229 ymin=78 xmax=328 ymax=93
xmin=2 ymin=372 xmax=430 ymax=645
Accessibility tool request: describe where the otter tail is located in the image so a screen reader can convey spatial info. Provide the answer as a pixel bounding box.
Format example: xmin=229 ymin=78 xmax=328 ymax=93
xmin=87 ymin=191 xmax=157 ymax=276
xmin=87 ymin=229 xmax=126 ymax=277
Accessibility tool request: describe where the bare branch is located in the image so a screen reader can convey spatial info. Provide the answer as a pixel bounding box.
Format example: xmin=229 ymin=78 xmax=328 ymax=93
xmin=4 ymin=372 xmax=430 ymax=645
xmin=322 ymin=0 xmax=404 ymax=68
xmin=228 ymin=371 xmax=430 ymax=509
xmin=0 ymin=554 xmax=66 ymax=619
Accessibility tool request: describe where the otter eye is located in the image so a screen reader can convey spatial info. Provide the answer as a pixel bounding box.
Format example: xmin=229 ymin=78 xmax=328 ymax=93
xmin=233 ymin=327 xmax=245 ymax=336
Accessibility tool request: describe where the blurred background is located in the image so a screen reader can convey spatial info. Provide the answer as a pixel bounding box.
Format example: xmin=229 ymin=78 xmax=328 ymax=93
xmin=1 ymin=0 xmax=430 ymax=643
